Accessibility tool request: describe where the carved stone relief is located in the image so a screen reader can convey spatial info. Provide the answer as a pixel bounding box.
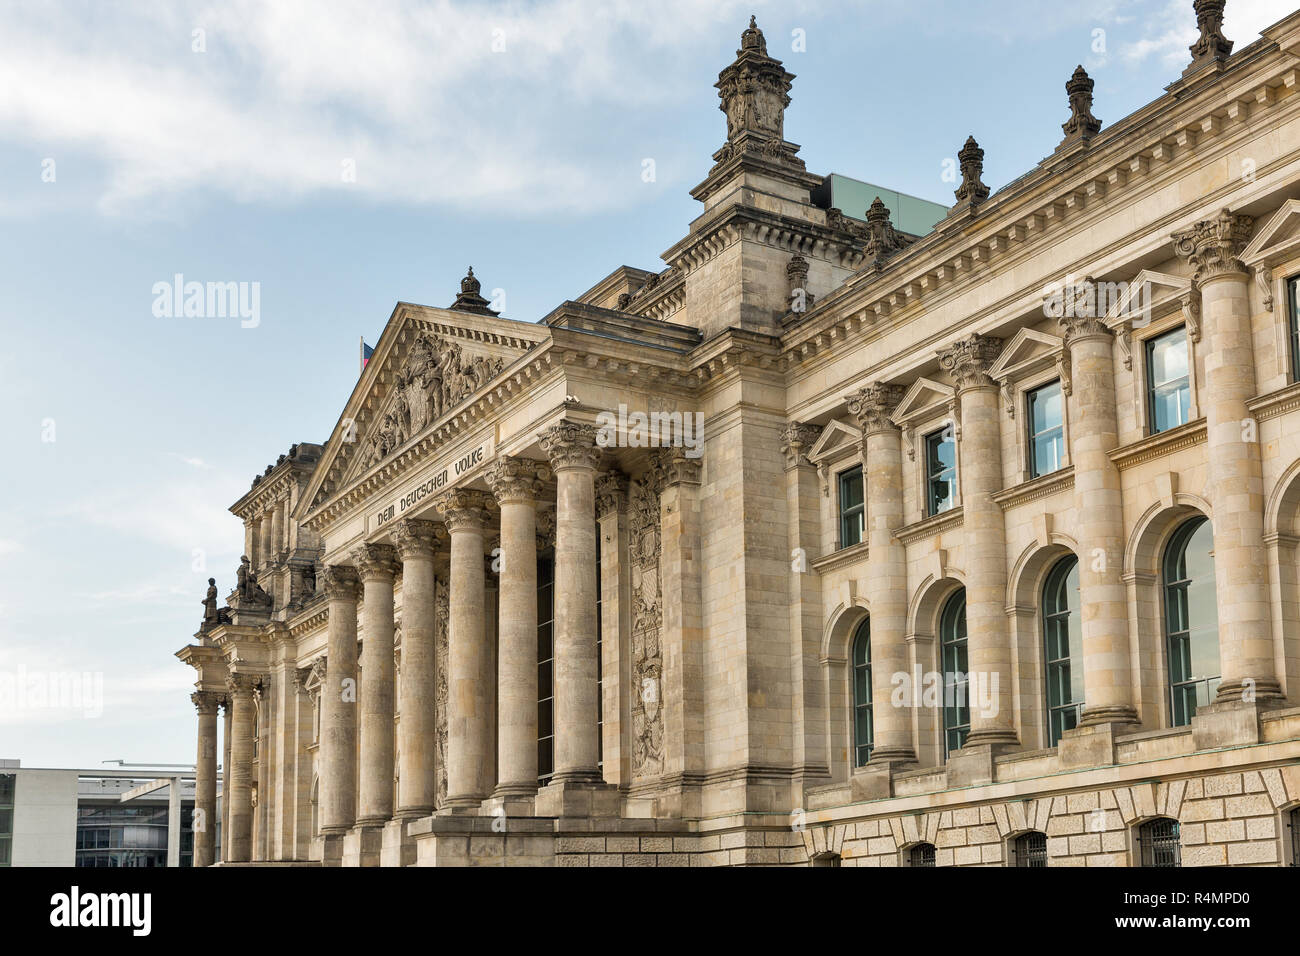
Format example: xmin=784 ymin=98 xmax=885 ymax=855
xmin=629 ymin=466 xmax=665 ymax=778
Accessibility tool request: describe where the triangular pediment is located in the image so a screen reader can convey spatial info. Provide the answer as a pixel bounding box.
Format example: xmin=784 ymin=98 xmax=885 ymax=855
xmin=300 ymin=304 xmax=547 ymax=516
xmin=988 ymin=327 xmax=1064 ymax=382
xmin=1242 ymin=199 xmax=1300 ymax=267
xmin=1103 ymin=270 xmax=1191 ymax=326
xmin=807 ymin=418 xmax=861 ymax=464
xmin=891 ymin=376 xmax=954 ymax=427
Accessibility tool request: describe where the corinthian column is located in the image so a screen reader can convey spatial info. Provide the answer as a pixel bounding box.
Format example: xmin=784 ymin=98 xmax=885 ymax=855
xmin=1173 ymin=210 xmax=1283 ymax=705
xmin=259 ymin=512 xmax=275 ymax=571
xmin=1059 ymin=313 xmax=1138 ymax=728
xmin=225 ymin=673 xmax=257 ymax=863
xmin=847 ymin=383 xmax=916 ymax=764
xmin=938 ymin=334 xmax=1017 ymax=748
xmin=191 ymin=690 xmax=220 ymax=867
xmin=271 ymin=497 xmax=286 ymax=562
xmin=436 ymin=488 xmax=494 ymax=809
xmin=319 ymin=565 xmax=360 ymax=833
xmin=352 ymin=543 xmax=399 ymax=826
xmin=539 ymin=422 xmax=604 ymax=785
xmin=485 ymin=457 xmax=546 ymax=802
xmin=394 ymin=519 xmax=443 ymax=818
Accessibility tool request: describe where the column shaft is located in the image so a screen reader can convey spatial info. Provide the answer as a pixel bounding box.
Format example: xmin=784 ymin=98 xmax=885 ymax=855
xmin=192 ymin=691 xmax=219 ymax=867
xmin=319 ymin=565 xmax=360 ymax=833
xmin=354 ymin=544 xmax=398 ymax=826
xmin=395 ymin=520 xmax=441 ymax=817
xmin=227 ymin=675 xmax=256 ymax=863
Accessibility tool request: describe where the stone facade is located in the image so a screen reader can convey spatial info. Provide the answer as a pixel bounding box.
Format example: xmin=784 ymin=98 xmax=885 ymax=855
xmin=177 ymin=5 xmax=1300 ymax=867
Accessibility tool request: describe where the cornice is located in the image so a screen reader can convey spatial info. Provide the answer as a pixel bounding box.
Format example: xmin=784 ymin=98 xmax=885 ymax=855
xmin=1247 ymin=380 xmax=1300 ymax=422
xmin=991 ymin=467 xmax=1075 ymax=511
xmin=1108 ymin=419 xmax=1208 ymax=470
xmin=894 ymin=507 xmax=964 ymax=546
xmin=809 ymin=539 xmax=869 ymax=575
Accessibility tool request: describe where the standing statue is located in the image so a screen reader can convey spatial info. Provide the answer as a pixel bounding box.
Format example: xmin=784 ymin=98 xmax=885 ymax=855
xmin=236 ymin=555 xmax=252 ymax=596
xmin=202 ymin=577 xmax=219 ymax=625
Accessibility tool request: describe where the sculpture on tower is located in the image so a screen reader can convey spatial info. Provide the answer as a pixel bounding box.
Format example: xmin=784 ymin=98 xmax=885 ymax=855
xmin=711 ymin=16 xmax=804 ymax=172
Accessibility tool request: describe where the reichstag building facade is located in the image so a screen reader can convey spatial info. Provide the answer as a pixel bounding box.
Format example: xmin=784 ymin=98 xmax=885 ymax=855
xmin=179 ymin=4 xmax=1300 ymax=866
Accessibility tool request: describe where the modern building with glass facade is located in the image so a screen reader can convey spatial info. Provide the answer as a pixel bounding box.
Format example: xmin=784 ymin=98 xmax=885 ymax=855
xmin=1 ymin=761 xmax=204 ymax=867
xmin=177 ymin=5 xmax=1300 ymax=866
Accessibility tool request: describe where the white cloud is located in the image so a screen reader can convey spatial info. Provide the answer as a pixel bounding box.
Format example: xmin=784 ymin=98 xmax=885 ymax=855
xmin=0 ymin=0 xmax=780 ymax=217
xmin=1120 ymin=0 xmax=1296 ymax=68
xmin=0 ymin=539 xmax=20 ymax=558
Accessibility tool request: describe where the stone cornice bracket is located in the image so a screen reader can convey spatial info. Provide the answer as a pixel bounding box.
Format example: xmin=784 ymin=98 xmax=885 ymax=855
xmin=538 ymin=421 xmax=603 ymax=472
xmin=846 ymin=383 xmax=905 ymax=438
xmin=1059 ymin=65 xmax=1102 ymax=150
xmin=595 ymin=469 xmax=629 ymax=517
xmin=1172 ymin=208 xmax=1254 ymax=282
xmin=952 ymin=136 xmax=990 ymax=214
xmin=394 ymin=518 xmax=445 ymax=560
xmin=350 ymin=542 xmax=399 ymax=581
xmin=938 ymin=334 xmax=1004 ymax=393
xmin=434 ymin=488 xmax=495 ymax=532
xmin=319 ymin=564 xmax=361 ymax=602
xmin=484 ymin=456 xmax=549 ymax=505
xmin=1185 ymin=0 xmax=1232 ymax=76
xmin=191 ymin=690 xmax=222 ymax=715
xmin=653 ymin=446 xmax=703 ymax=487
xmin=780 ymin=422 xmax=823 ymax=468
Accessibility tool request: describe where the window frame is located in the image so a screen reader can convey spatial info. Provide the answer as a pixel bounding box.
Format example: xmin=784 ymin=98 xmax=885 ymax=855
xmin=1162 ymin=515 xmax=1221 ymax=728
xmin=851 ymin=617 xmax=873 ymax=768
xmin=939 ymin=588 xmax=969 ymax=759
xmin=1011 ymin=830 xmax=1048 ymax=868
xmin=923 ymin=426 xmax=958 ymax=518
xmin=1136 ymin=817 xmax=1182 ymax=867
xmin=1289 ymin=274 xmax=1300 ymax=384
xmin=1025 ymin=379 xmax=1067 ymax=480
xmin=1042 ymin=556 xmax=1083 ymax=747
xmin=908 ymin=842 xmax=937 ymax=867
xmin=837 ymin=465 xmax=865 ymax=550
xmin=1134 ymin=317 xmax=1199 ymax=437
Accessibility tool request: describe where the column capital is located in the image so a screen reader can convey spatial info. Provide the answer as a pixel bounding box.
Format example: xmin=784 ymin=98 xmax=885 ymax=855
xmin=484 ymin=456 xmax=549 ymax=505
xmin=191 ymin=690 xmax=222 ymax=715
xmin=652 ymin=446 xmax=702 ymax=487
xmin=320 ymin=564 xmax=361 ymax=602
xmin=938 ymin=333 xmax=1003 ymax=392
xmin=539 ymin=421 xmax=603 ymax=472
xmin=436 ymin=488 xmax=494 ymax=531
xmin=1057 ymin=310 xmax=1112 ymax=345
xmin=350 ymin=542 xmax=399 ymax=580
xmin=780 ymin=422 xmax=823 ymax=468
xmin=394 ymin=518 xmax=444 ymax=560
xmin=1172 ymin=208 xmax=1254 ymax=282
xmin=846 ymin=383 xmax=905 ymax=437
xmin=595 ymin=469 xmax=629 ymax=517
xmin=225 ymin=672 xmax=260 ymax=698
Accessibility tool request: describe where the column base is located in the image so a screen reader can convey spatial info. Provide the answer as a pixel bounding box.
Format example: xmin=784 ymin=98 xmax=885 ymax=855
xmin=849 ymin=763 xmax=896 ymax=801
xmin=1078 ymin=704 xmax=1139 ymax=729
xmin=341 ymin=824 xmax=384 ymax=867
xmin=1192 ymin=697 xmax=1282 ymax=750
xmin=381 ymin=817 xmax=424 ymax=867
xmin=1215 ymin=677 xmax=1285 ymax=705
xmin=316 ymin=832 xmax=346 ymax=867
xmin=868 ymin=746 xmax=917 ymax=767
xmin=534 ymin=777 xmax=620 ymax=818
xmin=482 ymin=789 xmax=537 ymax=818
xmin=947 ymin=740 xmax=1015 ymax=787
xmin=436 ymin=797 xmax=487 ymax=816
xmin=1058 ymin=720 xmax=1125 ymax=769
xmin=394 ymin=806 xmax=434 ymax=821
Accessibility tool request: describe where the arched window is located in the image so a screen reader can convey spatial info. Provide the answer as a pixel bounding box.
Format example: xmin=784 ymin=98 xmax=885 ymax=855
xmin=1163 ymin=517 xmax=1221 ymax=727
xmin=852 ymin=617 xmax=873 ymax=767
xmin=1043 ymin=556 xmax=1083 ymax=746
xmin=909 ymin=843 xmax=936 ymax=867
xmin=940 ymin=589 xmax=969 ymax=758
xmin=1137 ymin=818 xmax=1181 ymax=867
xmin=1012 ymin=831 xmax=1047 ymax=868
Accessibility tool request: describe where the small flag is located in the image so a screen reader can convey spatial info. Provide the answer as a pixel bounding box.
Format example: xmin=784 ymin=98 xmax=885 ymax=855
xmin=360 ymin=338 xmax=374 ymax=373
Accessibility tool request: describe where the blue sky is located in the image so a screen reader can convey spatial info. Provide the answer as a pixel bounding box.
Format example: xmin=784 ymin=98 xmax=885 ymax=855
xmin=0 ymin=0 xmax=1293 ymax=768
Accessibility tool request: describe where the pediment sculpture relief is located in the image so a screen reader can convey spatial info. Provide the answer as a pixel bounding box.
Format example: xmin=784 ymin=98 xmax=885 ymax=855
xmin=359 ymin=333 xmax=505 ymax=472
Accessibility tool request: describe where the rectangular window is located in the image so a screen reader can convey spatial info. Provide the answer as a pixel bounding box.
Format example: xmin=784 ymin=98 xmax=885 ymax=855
xmin=1147 ymin=327 xmax=1190 ymax=434
xmin=1026 ymin=381 xmax=1065 ymax=478
xmin=1290 ymin=276 xmax=1300 ymax=383
xmin=925 ymin=429 xmax=956 ymax=516
xmin=838 ymin=466 xmax=864 ymax=548
xmin=537 ymin=552 xmax=555 ymax=784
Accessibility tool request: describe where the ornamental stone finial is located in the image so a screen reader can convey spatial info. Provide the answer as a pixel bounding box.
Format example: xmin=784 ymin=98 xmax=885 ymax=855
xmin=863 ymin=197 xmax=907 ymax=267
xmin=780 ymin=422 xmax=823 ymax=468
xmin=1171 ymin=208 xmax=1254 ymax=282
xmin=394 ymin=518 xmax=444 ymax=560
xmin=435 ymin=488 xmax=495 ymax=531
xmin=715 ymin=14 xmax=794 ymax=154
xmin=484 ymin=456 xmax=548 ymax=504
xmin=953 ymin=136 xmax=990 ymax=211
xmin=938 ymin=334 xmax=1004 ymax=392
xmin=846 ymin=383 xmax=905 ymax=436
xmin=319 ymin=564 xmax=361 ymax=602
xmin=1186 ymin=0 xmax=1232 ymax=75
xmin=350 ymin=542 xmax=399 ymax=580
xmin=539 ymin=421 xmax=603 ymax=471
xmin=1060 ymin=65 xmax=1102 ymax=149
